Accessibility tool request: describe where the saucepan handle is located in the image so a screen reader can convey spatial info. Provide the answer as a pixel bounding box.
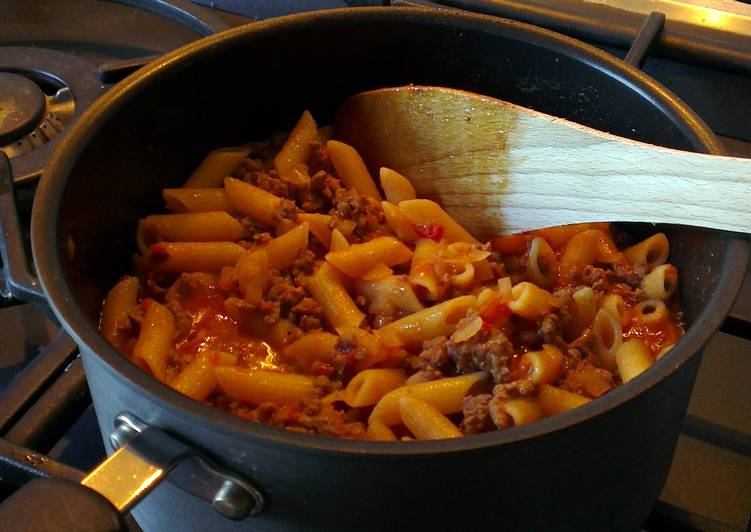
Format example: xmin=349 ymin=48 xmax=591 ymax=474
xmin=0 ymin=413 xmax=265 ymax=532
xmin=0 ymin=153 xmax=53 ymax=316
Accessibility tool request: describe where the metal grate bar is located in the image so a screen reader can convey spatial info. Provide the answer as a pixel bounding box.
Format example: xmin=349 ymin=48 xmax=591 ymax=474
xmin=624 ymin=11 xmax=666 ymax=67
xmin=3 ymin=358 xmax=90 ymax=454
xmin=0 ymin=332 xmax=78 ymax=434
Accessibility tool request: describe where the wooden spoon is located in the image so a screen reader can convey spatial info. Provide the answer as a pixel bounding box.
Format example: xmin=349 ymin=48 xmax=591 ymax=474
xmin=334 ymin=85 xmax=751 ymax=238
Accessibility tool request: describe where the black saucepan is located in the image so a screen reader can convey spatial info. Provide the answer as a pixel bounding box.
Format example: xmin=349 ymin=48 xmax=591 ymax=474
xmin=4 ymin=7 xmax=749 ymax=532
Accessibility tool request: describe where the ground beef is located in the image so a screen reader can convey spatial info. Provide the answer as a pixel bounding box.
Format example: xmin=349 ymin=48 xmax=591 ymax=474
xmin=330 ymin=188 xmax=387 ymax=241
xmin=307 ymin=140 xmax=336 ymax=177
xmin=613 ymin=262 xmax=647 ymax=288
xmin=405 ymin=367 xmax=444 ymax=385
xmin=410 ymin=326 xmax=513 ymax=384
xmin=227 ymin=397 xmax=367 ymax=439
xmin=332 ymin=333 xmax=368 ymax=379
xmin=235 ymin=159 xmax=294 ymax=199
xmin=539 ymin=313 xmax=564 ymax=347
xmin=289 ymin=297 xmax=324 ymax=332
xmin=560 ymin=359 xmax=614 ymax=397
xmin=271 ymin=198 xmax=298 ymax=223
xmin=461 ymin=393 xmax=494 ymax=434
xmin=446 ymin=328 xmax=513 ymax=384
xmin=492 ymin=379 xmax=536 ymax=400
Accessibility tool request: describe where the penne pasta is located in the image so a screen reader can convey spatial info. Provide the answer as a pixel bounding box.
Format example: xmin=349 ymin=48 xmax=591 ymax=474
xmin=163 ymin=188 xmax=231 ymax=213
xmin=600 ymin=293 xmax=630 ymax=327
xmin=380 ymin=167 xmax=416 ymax=203
xmin=508 ymin=282 xmax=559 ymax=320
xmin=282 ymin=332 xmax=338 ymax=370
xmin=538 ymin=384 xmax=591 ymax=415
xmin=344 ymin=369 xmax=406 ymax=407
xmin=526 ymin=236 xmax=558 ymax=289
xmin=215 ymin=367 xmax=318 ymax=405
xmin=382 ymin=201 xmax=419 ymax=241
xmin=369 ymin=372 xmax=487 ymax=426
xmin=100 ymin=276 xmax=139 ymax=348
xmin=623 ymin=233 xmax=669 ymax=268
xmin=275 ymin=110 xmax=319 ymax=177
xmin=641 ymin=264 xmax=678 ymax=301
xmin=183 ymin=147 xmax=251 ymax=188
xmin=257 ymin=222 xmax=309 ymax=270
xmin=496 ymin=398 xmax=545 ymax=427
xmin=297 ymin=213 xmax=332 ymax=249
xmin=633 ymin=299 xmax=668 ymax=326
xmin=326 ymin=140 xmax=382 ymax=200
xmin=172 ymin=350 xmax=237 ymax=401
xmin=132 ymin=300 xmax=175 ymax=382
xmin=235 ymin=250 xmax=269 ymax=303
xmin=616 ymin=339 xmax=654 ymax=383
xmin=137 ymin=212 xmax=248 ymax=252
xmin=305 ymin=262 xmax=366 ymax=333
xmin=398 ymin=396 xmax=462 ymax=440
xmin=224 ymin=177 xmax=283 ymax=227
xmin=521 ymin=344 xmax=564 ymax=384
xmin=143 ymin=241 xmax=246 ymax=272
xmin=398 ymin=199 xmax=477 ymax=244
xmin=326 ymin=236 xmax=412 ymax=279
xmin=567 ymin=286 xmax=596 ymax=340
xmin=367 ymin=420 xmax=398 ymax=441
xmin=376 ymin=295 xmax=477 ymax=347
xmin=592 ymin=308 xmax=623 ymax=372
xmin=409 ymin=238 xmax=441 ymax=300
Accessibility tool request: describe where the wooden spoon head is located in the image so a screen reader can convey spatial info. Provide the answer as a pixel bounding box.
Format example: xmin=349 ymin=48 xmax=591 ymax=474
xmin=334 ymin=86 xmax=525 ymax=239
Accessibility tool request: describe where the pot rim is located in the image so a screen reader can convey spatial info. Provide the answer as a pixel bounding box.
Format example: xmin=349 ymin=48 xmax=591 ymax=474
xmin=32 ymin=7 xmax=749 ymax=457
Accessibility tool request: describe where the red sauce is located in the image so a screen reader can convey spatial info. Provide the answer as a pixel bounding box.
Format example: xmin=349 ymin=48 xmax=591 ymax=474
xmin=415 ymin=223 xmax=444 ymax=241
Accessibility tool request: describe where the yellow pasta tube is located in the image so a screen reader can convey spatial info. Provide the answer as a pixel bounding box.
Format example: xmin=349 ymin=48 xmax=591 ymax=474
xmin=172 ymin=351 xmax=237 ymax=401
xmin=144 ymin=242 xmax=246 ymax=272
xmin=297 ymin=213 xmax=332 ymax=249
xmin=163 ymin=188 xmax=231 ymax=213
xmin=616 ymin=339 xmax=654 ymax=383
xmin=398 ymin=396 xmax=462 ymax=440
xmin=326 ymin=236 xmax=412 ymax=279
xmin=497 ymin=398 xmax=545 ymax=426
xmin=538 ymin=384 xmax=591 ymax=415
xmin=592 ymin=308 xmax=623 ymax=372
xmin=183 ymin=147 xmax=251 ymax=188
xmin=398 ymin=199 xmax=477 ymax=244
xmin=282 ymin=332 xmax=338 ymax=369
xmin=235 ymin=250 xmax=269 ymax=303
xmin=409 ymin=238 xmax=441 ymax=300
xmin=137 ymin=212 xmax=248 ymax=251
xmin=641 ymin=264 xmax=678 ymax=300
xmin=633 ymin=299 xmax=668 ymax=326
xmin=380 ymin=167 xmax=416 ymax=203
xmin=369 ymin=372 xmax=487 ymax=426
xmin=329 ymin=228 xmax=350 ymax=252
xmin=567 ymin=286 xmax=596 ymax=339
xmin=215 ymin=367 xmax=317 ymax=405
xmin=623 ymin=233 xmax=669 ymax=268
xmin=367 ymin=420 xmax=398 ymax=441
xmin=526 ymin=236 xmax=558 ymax=289
xmin=100 ymin=276 xmax=139 ymax=347
xmin=224 ymin=177 xmax=282 ymax=227
xmin=326 ymin=140 xmax=382 ymax=200
xmin=257 ymin=222 xmax=309 ymax=270
xmin=274 ymin=110 xmax=318 ymax=177
xmin=508 ymin=282 xmax=558 ymax=320
xmin=600 ymin=293 xmax=630 ymax=327
xmin=132 ymin=301 xmax=175 ymax=382
xmin=305 ymin=262 xmax=365 ymax=333
xmin=381 ymin=201 xmax=419 ymax=241
xmin=344 ymin=369 xmax=406 ymax=407
xmin=534 ymin=223 xmax=610 ymax=250
xmin=376 ymin=295 xmax=477 ymax=348
xmin=521 ymin=344 xmax=564 ymax=384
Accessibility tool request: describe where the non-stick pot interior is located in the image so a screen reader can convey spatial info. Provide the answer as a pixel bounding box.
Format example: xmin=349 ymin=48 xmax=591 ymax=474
xmin=51 ymin=10 xmax=723 ymax=331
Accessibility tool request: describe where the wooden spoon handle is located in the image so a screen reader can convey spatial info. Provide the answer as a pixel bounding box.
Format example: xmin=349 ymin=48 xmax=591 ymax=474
xmin=335 ymin=87 xmax=751 ymax=237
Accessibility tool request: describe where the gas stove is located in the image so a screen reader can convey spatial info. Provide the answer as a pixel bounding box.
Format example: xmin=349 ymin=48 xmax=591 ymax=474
xmin=1 ymin=1 xmax=750 ymax=530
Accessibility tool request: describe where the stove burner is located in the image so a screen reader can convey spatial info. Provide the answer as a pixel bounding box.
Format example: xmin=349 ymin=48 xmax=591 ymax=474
xmin=0 ymin=73 xmax=45 ymax=145
xmin=0 ymin=47 xmax=105 ymax=184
